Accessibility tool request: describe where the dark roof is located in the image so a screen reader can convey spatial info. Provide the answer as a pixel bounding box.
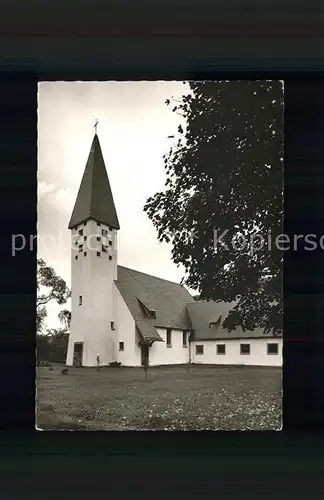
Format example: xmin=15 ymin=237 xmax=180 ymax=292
xmin=188 ymin=300 xmax=282 ymax=340
xmin=68 ymin=134 xmax=120 ymax=230
xmin=115 ymin=266 xmax=194 ymax=342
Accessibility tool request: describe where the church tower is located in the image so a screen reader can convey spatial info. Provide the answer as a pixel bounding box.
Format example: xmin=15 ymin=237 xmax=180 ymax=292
xmin=66 ymin=133 xmax=120 ymax=367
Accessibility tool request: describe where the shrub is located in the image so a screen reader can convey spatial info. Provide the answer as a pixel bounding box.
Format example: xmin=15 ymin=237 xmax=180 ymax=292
xmin=109 ymin=361 xmax=122 ymax=367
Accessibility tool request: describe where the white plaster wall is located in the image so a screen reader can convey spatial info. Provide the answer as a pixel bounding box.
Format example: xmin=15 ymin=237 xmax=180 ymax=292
xmin=115 ymin=285 xmax=141 ymax=366
xmin=149 ymin=328 xmax=189 ymax=366
xmin=66 ymin=219 xmax=118 ymax=367
xmin=191 ymin=338 xmax=283 ymax=366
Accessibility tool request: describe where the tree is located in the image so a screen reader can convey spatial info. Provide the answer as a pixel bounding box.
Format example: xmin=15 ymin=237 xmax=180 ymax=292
xmin=37 ymin=258 xmax=70 ymax=333
xmin=58 ymin=309 xmax=71 ymax=331
xmin=144 ymin=81 xmax=283 ymax=335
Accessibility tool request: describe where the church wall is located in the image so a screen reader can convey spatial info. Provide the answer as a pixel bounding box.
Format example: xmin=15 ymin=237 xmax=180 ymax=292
xmin=190 ymin=338 xmax=283 ymax=366
xmin=149 ymin=328 xmax=189 ymax=366
xmin=115 ymin=285 xmax=141 ymax=366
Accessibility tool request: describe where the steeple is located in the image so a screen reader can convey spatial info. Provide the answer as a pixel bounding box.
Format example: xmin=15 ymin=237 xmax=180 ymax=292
xmin=68 ymin=133 xmax=120 ymax=230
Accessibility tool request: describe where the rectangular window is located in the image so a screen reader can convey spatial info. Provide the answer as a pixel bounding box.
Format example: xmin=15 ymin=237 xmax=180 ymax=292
xmin=78 ymin=244 xmax=83 ymax=252
xmin=109 ymin=240 xmax=113 ymax=246
xmin=111 ymin=322 xmax=115 ymax=330
xmin=216 ymin=344 xmax=226 ymax=355
xmin=84 ymin=235 xmax=87 ymax=241
xmin=267 ymin=343 xmax=279 ymax=355
xmin=75 ymin=255 xmax=78 ymax=260
xmin=109 ymin=255 xmax=112 ymax=261
xmin=79 ymin=295 xmax=82 ymax=306
xmin=102 ymin=245 xmax=108 ymax=252
xmin=182 ymin=331 xmax=187 ymax=347
xmin=96 ymin=236 xmax=100 ymax=242
xmin=97 ymin=252 xmax=101 ymax=257
xmin=102 ymin=229 xmax=108 ymax=236
xmin=196 ymin=344 xmax=204 ymax=355
xmin=119 ymin=342 xmax=124 ymax=351
xmin=78 ymin=229 xmax=83 ymax=236
xmin=84 ymin=252 xmax=87 ymax=257
xmin=166 ymin=329 xmax=172 ymax=347
xmin=240 ymin=343 xmax=250 ymax=355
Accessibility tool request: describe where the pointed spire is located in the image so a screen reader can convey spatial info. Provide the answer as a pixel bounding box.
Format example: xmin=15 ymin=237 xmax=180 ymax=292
xmin=68 ymin=134 xmax=120 ymax=230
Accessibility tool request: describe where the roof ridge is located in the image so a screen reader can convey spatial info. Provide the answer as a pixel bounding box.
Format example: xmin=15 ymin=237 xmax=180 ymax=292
xmin=117 ymin=265 xmax=189 ymax=289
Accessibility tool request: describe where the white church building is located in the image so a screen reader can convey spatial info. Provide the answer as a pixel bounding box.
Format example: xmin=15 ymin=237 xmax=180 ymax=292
xmin=66 ymin=134 xmax=283 ymax=368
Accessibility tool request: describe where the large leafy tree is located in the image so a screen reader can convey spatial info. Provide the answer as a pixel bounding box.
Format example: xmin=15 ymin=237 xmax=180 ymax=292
xmin=144 ymin=81 xmax=283 ymax=335
xmin=37 ymin=258 xmax=70 ymax=333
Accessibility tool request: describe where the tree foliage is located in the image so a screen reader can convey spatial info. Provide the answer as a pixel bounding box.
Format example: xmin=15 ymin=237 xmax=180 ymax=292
xmin=144 ymin=81 xmax=283 ymax=335
xmin=36 ymin=328 xmax=69 ymax=364
xmin=58 ymin=309 xmax=71 ymax=331
xmin=37 ymin=258 xmax=70 ymax=333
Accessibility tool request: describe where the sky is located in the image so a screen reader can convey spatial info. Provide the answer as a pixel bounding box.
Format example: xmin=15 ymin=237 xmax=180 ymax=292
xmin=37 ymin=81 xmax=194 ymax=331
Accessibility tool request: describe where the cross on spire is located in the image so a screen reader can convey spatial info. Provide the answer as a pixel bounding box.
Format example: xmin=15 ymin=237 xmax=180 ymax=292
xmin=94 ymin=119 xmax=99 ymax=134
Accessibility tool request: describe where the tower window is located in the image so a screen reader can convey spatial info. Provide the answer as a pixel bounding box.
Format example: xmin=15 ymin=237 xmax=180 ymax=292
xmin=97 ymin=222 xmax=101 ymax=226
xmin=102 ymin=229 xmax=108 ymax=236
xmin=84 ymin=252 xmax=87 ymax=257
xmin=102 ymin=245 xmax=108 ymax=252
xmin=78 ymin=229 xmax=83 ymax=236
xmin=96 ymin=236 xmax=100 ymax=242
xmin=75 ymin=255 xmax=78 ymax=260
xmin=109 ymin=240 xmax=112 ymax=246
xmin=166 ymin=329 xmax=172 ymax=347
xmin=109 ymin=255 xmax=112 ymax=261
xmin=119 ymin=342 xmax=124 ymax=351
xmin=182 ymin=331 xmax=187 ymax=347
xmin=79 ymin=295 xmax=82 ymax=306
xmin=111 ymin=322 xmax=115 ymax=330
xmin=84 ymin=235 xmax=87 ymax=241
xmin=97 ymin=252 xmax=101 ymax=257
xmin=78 ymin=245 xmax=83 ymax=252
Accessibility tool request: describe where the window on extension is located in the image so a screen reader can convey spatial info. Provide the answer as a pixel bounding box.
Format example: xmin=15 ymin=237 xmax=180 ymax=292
xmin=166 ymin=329 xmax=172 ymax=347
xmin=267 ymin=343 xmax=278 ymax=355
xmin=182 ymin=331 xmax=187 ymax=347
xmin=240 ymin=343 xmax=250 ymax=355
xmin=196 ymin=344 xmax=204 ymax=355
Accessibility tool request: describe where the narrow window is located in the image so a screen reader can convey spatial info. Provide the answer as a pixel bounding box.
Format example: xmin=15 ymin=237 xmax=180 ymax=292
xmin=84 ymin=252 xmax=87 ymax=257
xmin=182 ymin=331 xmax=187 ymax=347
xmin=102 ymin=229 xmax=108 ymax=236
xmin=267 ymin=343 xmax=278 ymax=355
xmin=96 ymin=236 xmax=100 ymax=242
xmin=97 ymin=252 xmax=101 ymax=257
xmin=84 ymin=235 xmax=87 ymax=241
xmin=79 ymin=295 xmax=82 ymax=306
xmin=75 ymin=255 xmax=78 ymax=260
xmin=217 ymin=344 xmax=226 ymax=355
xmin=166 ymin=329 xmax=172 ymax=347
xmin=102 ymin=245 xmax=108 ymax=252
xmin=196 ymin=344 xmax=204 ymax=355
xmin=109 ymin=255 xmax=112 ymax=261
xmin=240 ymin=343 xmax=250 ymax=355
xmin=109 ymin=240 xmax=113 ymax=246
xmin=78 ymin=244 xmax=83 ymax=252
xmin=119 ymin=342 xmax=124 ymax=351
xmin=78 ymin=229 xmax=83 ymax=236
xmin=111 ymin=322 xmax=115 ymax=330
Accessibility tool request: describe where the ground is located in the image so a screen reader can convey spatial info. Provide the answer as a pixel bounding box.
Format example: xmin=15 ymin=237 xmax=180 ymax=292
xmin=36 ymin=364 xmax=282 ymax=431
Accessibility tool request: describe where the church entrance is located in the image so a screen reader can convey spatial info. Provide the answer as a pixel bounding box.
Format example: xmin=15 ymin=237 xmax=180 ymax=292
xmin=73 ymin=342 xmax=84 ymax=367
xmin=141 ymin=342 xmax=149 ymax=366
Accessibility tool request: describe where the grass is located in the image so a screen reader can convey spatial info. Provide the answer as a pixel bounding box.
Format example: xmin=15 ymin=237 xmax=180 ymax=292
xmin=36 ymin=364 xmax=282 ymax=431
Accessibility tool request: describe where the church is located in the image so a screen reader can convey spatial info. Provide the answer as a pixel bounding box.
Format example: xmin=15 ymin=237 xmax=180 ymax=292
xmin=66 ymin=133 xmax=283 ymax=368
